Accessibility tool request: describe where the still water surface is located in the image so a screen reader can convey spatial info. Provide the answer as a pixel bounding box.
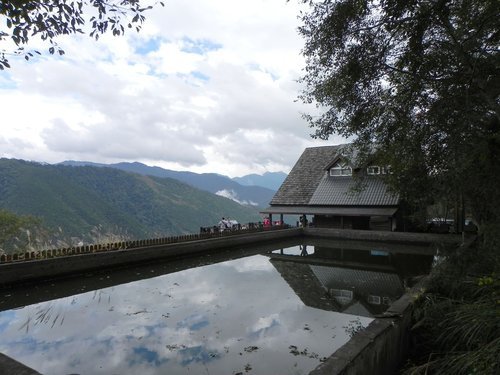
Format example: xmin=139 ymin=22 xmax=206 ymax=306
xmin=0 ymin=240 xmax=433 ymax=374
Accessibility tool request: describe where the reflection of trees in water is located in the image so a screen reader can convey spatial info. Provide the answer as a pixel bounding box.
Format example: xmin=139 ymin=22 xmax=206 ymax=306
xmin=18 ymin=289 xmax=112 ymax=333
xmin=18 ymin=303 xmax=65 ymax=333
xmin=92 ymin=289 xmax=112 ymax=305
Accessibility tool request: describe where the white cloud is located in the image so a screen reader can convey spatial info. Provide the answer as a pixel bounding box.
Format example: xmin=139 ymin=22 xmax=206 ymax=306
xmin=215 ymin=189 xmax=258 ymax=206
xmin=0 ymin=0 xmax=345 ymax=177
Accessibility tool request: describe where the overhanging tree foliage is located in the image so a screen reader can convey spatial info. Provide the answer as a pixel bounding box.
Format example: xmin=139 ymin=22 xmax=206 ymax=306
xmin=298 ymin=0 xmax=500 ymax=235
xmin=0 ymin=0 xmax=162 ymax=69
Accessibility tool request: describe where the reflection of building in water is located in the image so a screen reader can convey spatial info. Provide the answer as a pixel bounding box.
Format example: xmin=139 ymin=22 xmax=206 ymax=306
xmin=311 ymin=265 xmax=402 ymax=316
xmin=269 ymin=245 xmax=433 ymax=318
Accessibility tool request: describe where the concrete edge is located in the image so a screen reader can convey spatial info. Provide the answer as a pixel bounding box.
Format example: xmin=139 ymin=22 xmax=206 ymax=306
xmin=0 ymin=228 xmax=302 ymax=287
xmin=1 ymin=227 xmax=462 ymax=288
xmin=0 ymin=353 xmax=41 ymax=375
xmin=309 ymin=277 xmax=429 ymax=375
xmin=303 ymin=227 xmax=463 ymax=245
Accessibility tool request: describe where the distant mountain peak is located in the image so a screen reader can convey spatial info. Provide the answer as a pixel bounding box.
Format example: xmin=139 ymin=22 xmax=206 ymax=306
xmin=233 ymin=171 xmax=287 ymax=191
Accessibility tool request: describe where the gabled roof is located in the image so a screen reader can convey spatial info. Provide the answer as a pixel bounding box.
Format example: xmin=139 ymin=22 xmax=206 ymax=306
xmin=268 ymin=144 xmax=399 ymax=209
xmin=270 ymin=145 xmax=345 ymax=205
xmin=323 ymin=155 xmax=345 ymax=171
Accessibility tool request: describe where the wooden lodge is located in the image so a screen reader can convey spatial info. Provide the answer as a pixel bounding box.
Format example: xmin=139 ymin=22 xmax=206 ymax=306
xmin=261 ymin=145 xmax=401 ymax=231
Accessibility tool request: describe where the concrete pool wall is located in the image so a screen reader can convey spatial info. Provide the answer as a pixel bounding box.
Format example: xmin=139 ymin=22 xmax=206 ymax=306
xmin=0 ymin=227 xmax=461 ymax=287
xmin=309 ymin=277 xmax=427 ymax=375
xmin=0 ymin=228 xmax=303 ymax=287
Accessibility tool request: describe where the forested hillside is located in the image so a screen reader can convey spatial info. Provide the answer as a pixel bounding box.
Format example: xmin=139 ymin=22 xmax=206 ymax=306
xmin=60 ymin=161 xmax=276 ymax=208
xmin=0 ymin=159 xmax=261 ymax=245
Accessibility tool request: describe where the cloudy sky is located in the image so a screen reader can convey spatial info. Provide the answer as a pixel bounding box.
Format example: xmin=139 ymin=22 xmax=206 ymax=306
xmin=0 ymin=0 xmax=344 ymax=177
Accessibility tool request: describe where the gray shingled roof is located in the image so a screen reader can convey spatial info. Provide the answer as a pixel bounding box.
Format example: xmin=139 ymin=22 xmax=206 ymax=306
xmin=309 ymin=176 xmax=399 ymax=206
xmin=269 ymin=144 xmax=399 ymax=208
xmin=270 ymin=145 xmax=344 ymax=205
xmin=311 ymin=265 xmax=403 ymax=298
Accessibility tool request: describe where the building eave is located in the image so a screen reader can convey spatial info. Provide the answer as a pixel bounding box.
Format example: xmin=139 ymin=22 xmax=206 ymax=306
xmin=260 ymin=205 xmax=399 ymax=217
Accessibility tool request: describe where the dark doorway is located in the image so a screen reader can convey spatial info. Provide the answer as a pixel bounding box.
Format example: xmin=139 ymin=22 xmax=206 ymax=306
xmin=351 ymin=216 xmax=370 ymax=230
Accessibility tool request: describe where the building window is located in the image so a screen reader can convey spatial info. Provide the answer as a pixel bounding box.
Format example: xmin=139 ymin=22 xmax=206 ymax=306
xmin=367 ymin=295 xmax=381 ymax=304
xmin=330 ymin=163 xmax=352 ymax=176
xmin=381 ymin=166 xmax=392 ymax=174
xmin=367 ymin=166 xmax=380 ymax=175
xmin=330 ymin=289 xmax=353 ymax=304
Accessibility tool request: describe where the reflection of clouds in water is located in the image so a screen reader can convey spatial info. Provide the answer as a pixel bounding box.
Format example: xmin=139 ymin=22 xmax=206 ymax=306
xmin=0 ymin=310 xmax=15 ymax=333
xmin=272 ymin=245 xmax=308 ymax=256
xmin=177 ymin=313 xmax=209 ymax=331
xmin=129 ymin=346 xmax=169 ymax=367
xmin=248 ymin=312 xmax=281 ymax=340
xmin=248 ymin=317 xmax=281 ymax=340
xmin=251 ymin=313 xmax=280 ymax=333
xmin=178 ymin=345 xmax=220 ymax=366
xmin=223 ymin=254 xmax=274 ymax=272
xmin=0 ymin=254 xmax=374 ymax=374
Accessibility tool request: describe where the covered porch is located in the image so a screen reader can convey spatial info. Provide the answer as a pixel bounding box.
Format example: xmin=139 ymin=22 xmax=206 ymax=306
xmin=260 ymin=206 xmax=399 ymax=231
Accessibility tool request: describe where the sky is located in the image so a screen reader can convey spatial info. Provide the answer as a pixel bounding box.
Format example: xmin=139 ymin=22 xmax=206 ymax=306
xmin=0 ymin=0 xmax=345 ymax=178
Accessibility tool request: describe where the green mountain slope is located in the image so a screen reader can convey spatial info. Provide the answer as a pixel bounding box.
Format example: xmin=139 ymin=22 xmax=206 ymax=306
xmin=0 ymin=159 xmax=261 ymax=242
xmin=60 ymin=160 xmax=276 ymax=208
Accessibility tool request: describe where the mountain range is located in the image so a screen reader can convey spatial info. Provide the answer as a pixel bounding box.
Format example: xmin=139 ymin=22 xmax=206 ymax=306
xmin=233 ymin=172 xmax=287 ymax=191
xmin=59 ymin=161 xmax=285 ymax=208
xmin=0 ymin=159 xmax=264 ymax=245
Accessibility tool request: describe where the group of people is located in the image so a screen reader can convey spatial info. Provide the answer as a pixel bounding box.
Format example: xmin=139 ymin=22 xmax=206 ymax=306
xmin=216 ymin=216 xmax=284 ymax=231
xmin=263 ymin=217 xmax=271 ymax=227
xmin=217 ymin=216 xmax=304 ymax=231
xmin=218 ymin=217 xmax=239 ymax=231
xmin=263 ymin=217 xmax=284 ymax=228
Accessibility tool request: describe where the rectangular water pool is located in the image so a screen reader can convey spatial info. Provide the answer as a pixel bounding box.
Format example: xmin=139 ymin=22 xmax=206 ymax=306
xmin=0 ymin=239 xmax=434 ymax=374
